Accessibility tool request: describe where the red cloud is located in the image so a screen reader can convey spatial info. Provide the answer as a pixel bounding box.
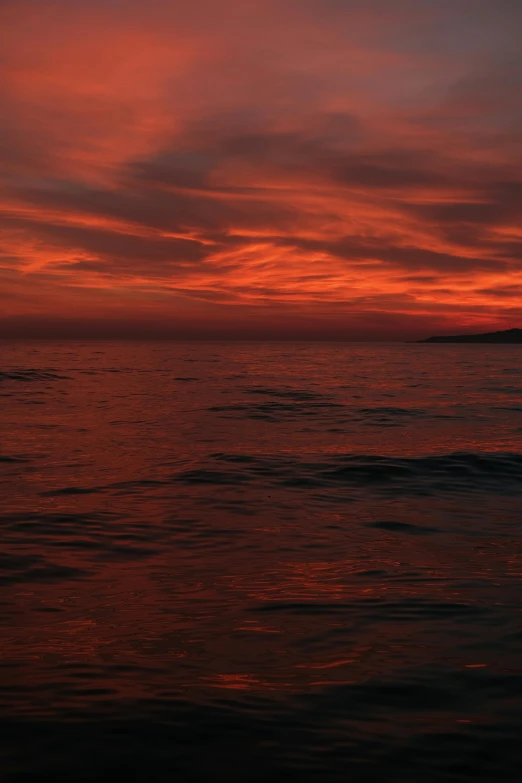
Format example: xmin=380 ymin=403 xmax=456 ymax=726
xmin=0 ymin=0 xmax=521 ymax=338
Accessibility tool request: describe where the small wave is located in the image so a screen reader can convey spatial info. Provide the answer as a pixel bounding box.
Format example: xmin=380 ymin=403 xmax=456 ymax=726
xmin=251 ymin=597 xmax=485 ymax=620
xmin=209 ymin=401 xmax=453 ymax=425
xmin=39 ymin=486 xmax=100 ymax=496
xmin=482 ymin=385 xmax=522 ymax=394
xmin=366 ymin=520 xmax=442 ymax=535
xmin=358 ymin=406 xmax=424 ymax=417
xmin=245 ymin=386 xmax=327 ymax=401
xmin=354 ymin=407 xmax=460 ymax=426
xmin=0 ymin=552 xmax=87 ymax=585
xmin=176 ymin=452 xmax=522 ymax=496
xmin=1 ymin=511 xmax=162 ymax=566
xmin=0 ymin=369 xmax=70 ymax=382
xmin=209 ymin=400 xmax=343 ymax=421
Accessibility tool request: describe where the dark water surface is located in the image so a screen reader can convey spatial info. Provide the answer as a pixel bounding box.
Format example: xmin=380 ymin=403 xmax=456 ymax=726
xmin=1 ymin=341 xmax=522 ymax=781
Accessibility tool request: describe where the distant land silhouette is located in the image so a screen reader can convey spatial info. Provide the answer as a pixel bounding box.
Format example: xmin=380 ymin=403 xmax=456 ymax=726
xmin=420 ymin=328 xmax=522 ymax=343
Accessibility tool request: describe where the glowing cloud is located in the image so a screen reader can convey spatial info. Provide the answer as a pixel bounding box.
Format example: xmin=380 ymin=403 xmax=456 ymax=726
xmin=1 ymin=0 xmax=521 ymax=338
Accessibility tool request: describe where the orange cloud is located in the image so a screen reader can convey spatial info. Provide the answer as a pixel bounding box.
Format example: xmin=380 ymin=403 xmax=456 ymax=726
xmin=0 ymin=0 xmax=521 ymax=338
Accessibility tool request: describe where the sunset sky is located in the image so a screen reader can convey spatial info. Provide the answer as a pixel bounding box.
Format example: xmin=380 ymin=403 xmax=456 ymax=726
xmin=1 ymin=0 xmax=521 ymax=339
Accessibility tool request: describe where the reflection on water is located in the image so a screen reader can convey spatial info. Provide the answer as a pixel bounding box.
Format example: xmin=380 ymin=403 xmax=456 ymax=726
xmin=1 ymin=342 xmax=522 ymax=781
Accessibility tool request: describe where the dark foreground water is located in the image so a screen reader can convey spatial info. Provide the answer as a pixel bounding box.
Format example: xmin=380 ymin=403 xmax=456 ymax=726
xmin=1 ymin=341 xmax=522 ymax=782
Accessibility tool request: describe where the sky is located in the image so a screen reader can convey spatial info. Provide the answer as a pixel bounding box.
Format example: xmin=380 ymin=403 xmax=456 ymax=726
xmin=0 ymin=0 xmax=521 ymax=340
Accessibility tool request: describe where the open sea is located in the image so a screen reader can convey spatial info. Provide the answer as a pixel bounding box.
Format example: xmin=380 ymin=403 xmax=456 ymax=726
xmin=1 ymin=340 xmax=522 ymax=782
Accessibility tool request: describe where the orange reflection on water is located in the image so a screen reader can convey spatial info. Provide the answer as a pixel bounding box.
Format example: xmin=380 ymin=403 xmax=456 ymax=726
xmin=1 ymin=342 xmax=522 ymax=720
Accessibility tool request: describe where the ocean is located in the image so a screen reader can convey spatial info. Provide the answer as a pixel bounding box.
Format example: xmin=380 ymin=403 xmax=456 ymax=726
xmin=1 ymin=341 xmax=522 ymax=781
